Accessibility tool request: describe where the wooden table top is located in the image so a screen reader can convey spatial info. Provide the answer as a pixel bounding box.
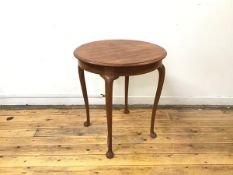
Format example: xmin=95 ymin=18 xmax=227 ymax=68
xmin=74 ymin=40 xmax=167 ymax=67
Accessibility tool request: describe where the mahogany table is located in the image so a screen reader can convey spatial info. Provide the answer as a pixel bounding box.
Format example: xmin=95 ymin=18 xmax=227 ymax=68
xmin=74 ymin=40 xmax=166 ymax=158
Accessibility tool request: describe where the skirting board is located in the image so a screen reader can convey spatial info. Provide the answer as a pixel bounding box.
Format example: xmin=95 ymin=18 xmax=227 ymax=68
xmin=0 ymin=96 xmax=233 ymax=105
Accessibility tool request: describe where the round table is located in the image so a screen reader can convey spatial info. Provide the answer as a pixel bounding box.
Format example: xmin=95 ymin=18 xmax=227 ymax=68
xmin=74 ymin=40 xmax=166 ymax=158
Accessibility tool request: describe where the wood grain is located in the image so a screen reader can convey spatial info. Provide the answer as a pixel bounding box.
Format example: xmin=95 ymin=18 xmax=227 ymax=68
xmin=0 ymin=154 xmax=233 ymax=167
xmin=0 ymin=143 xmax=232 ymax=155
xmin=0 ymin=108 xmax=233 ymax=174
xmin=74 ymin=40 xmax=167 ymax=67
xmin=1 ymin=118 xmax=233 ymax=129
xmin=0 ymin=166 xmax=233 ymax=175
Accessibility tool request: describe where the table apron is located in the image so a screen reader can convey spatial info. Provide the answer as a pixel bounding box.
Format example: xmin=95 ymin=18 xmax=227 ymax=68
xmin=78 ymin=60 xmax=163 ymax=76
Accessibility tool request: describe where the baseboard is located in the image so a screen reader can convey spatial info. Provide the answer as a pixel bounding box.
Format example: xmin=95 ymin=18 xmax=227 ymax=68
xmin=0 ymin=95 xmax=233 ymax=105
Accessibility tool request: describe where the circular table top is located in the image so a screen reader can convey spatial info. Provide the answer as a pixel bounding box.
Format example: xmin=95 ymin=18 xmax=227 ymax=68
xmin=74 ymin=40 xmax=167 ymax=67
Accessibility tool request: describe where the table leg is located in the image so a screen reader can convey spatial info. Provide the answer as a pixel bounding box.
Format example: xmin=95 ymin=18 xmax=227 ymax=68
xmin=124 ymin=76 xmax=130 ymax=114
xmin=150 ymin=64 xmax=165 ymax=138
xmin=78 ymin=66 xmax=90 ymax=127
xmin=102 ymin=74 xmax=118 ymax=158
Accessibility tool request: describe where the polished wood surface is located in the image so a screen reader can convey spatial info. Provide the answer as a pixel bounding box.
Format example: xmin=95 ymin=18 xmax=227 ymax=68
xmin=74 ymin=40 xmax=167 ymax=67
xmin=74 ymin=40 xmax=166 ymax=158
xmin=0 ymin=108 xmax=233 ymax=174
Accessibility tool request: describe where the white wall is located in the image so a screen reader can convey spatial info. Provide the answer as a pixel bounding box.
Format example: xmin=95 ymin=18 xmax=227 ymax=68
xmin=0 ymin=0 xmax=233 ymax=105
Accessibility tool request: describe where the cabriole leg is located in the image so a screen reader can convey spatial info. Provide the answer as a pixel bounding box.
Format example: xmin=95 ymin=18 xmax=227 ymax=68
xmin=150 ymin=64 xmax=165 ymax=138
xmin=78 ymin=66 xmax=90 ymax=127
xmin=124 ymin=76 xmax=130 ymax=114
xmin=102 ymin=74 xmax=118 ymax=158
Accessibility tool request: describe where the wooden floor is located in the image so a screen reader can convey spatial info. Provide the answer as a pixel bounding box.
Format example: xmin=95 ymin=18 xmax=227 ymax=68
xmin=0 ymin=107 xmax=233 ymax=174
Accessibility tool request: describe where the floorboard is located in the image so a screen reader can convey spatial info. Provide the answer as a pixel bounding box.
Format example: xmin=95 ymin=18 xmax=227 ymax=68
xmin=0 ymin=108 xmax=232 ymax=174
